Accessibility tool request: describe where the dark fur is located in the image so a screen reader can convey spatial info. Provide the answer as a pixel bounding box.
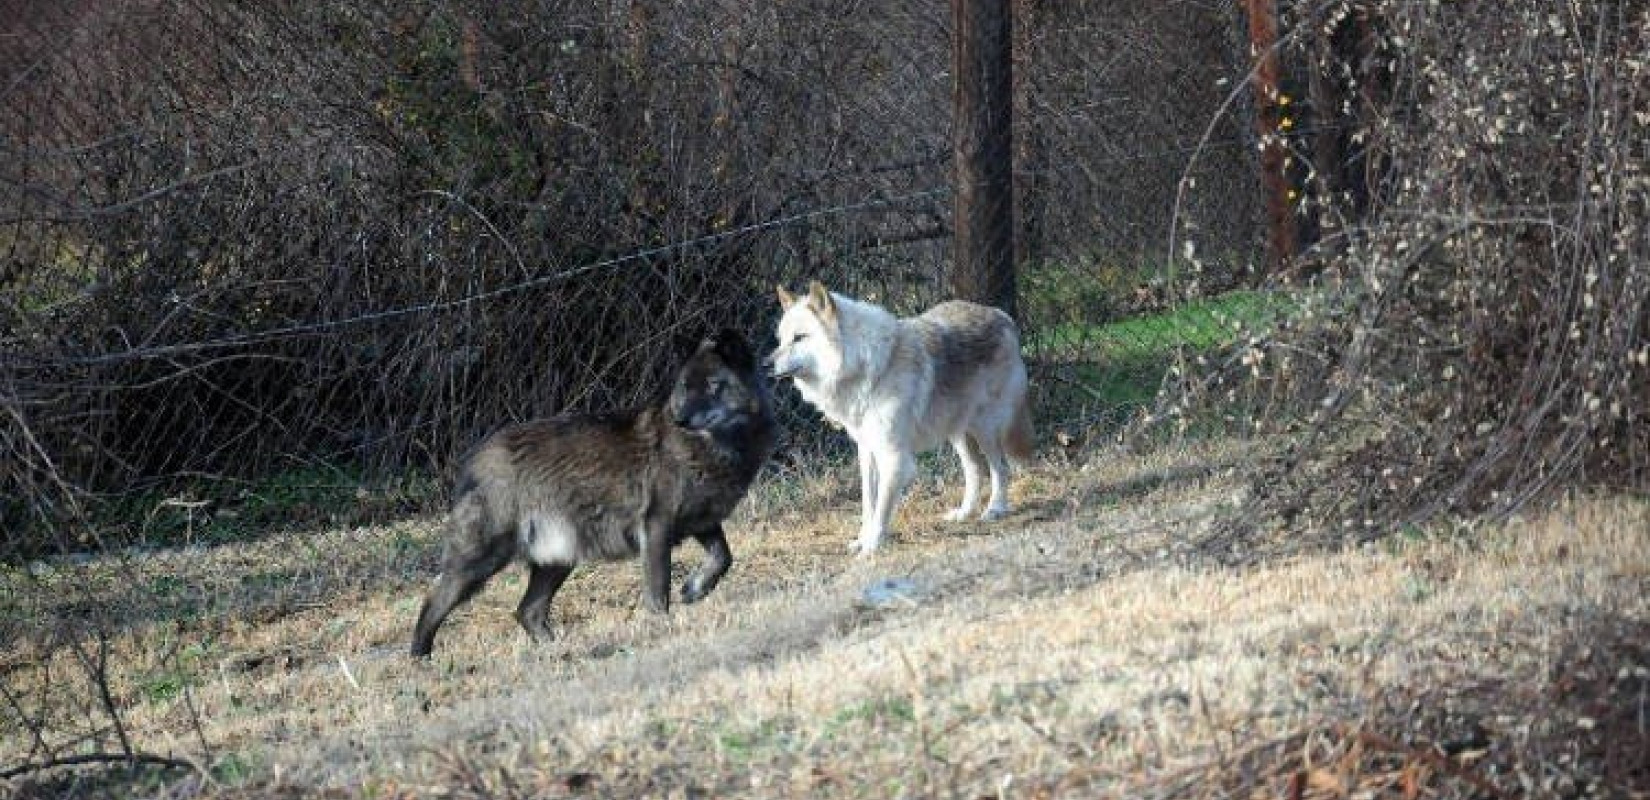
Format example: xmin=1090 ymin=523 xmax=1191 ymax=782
xmin=910 ymin=301 xmax=1017 ymax=398
xmin=409 ymin=330 xmax=776 ymax=657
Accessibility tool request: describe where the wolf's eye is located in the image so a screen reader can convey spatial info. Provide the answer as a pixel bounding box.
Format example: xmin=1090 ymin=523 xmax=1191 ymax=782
xmin=791 ymin=332 xmax=809 ymax=343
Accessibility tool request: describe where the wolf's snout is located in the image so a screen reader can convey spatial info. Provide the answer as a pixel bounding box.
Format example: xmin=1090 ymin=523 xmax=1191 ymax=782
xmin=763 ymin=352 xmax=793 ymax=380
xmin=674 ymin=400 xmax=721 ymax=429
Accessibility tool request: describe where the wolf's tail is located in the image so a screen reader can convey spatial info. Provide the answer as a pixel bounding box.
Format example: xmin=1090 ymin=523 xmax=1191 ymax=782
xmin=1004 ymin=389 xmax=1035 ymax=463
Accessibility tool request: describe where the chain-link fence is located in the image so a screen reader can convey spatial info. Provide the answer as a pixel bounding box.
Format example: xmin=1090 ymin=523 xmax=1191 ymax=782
xmin=0 ymin=0 xmax=1281 ymax=780
xmin=0 ymin=0 xmax=1266 ymax=559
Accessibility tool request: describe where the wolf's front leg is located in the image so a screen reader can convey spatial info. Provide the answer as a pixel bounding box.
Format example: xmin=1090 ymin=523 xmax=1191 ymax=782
xmin=681 ymin=525 xmax=733 ymax=604
xmin=856 ymin=442 xmax=879 ymax=537
xmin=640 ymin=523 xmax=673 ymax=614
xmin=858 ymin=446 xmax=914 ymax=556
xmin=854 ymin=441 xmax=880 ymax=554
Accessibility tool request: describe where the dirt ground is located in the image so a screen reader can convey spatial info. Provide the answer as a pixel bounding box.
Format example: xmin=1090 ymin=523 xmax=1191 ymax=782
xmin=3 ymin=438 xmax=1647 ymax=798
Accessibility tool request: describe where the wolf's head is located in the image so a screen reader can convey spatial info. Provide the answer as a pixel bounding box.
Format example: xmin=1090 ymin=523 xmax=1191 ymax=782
xmin=768 ymin=281 xmax=846 ymax=387
xmin=667 ymin=329 xmax=774 ymax=438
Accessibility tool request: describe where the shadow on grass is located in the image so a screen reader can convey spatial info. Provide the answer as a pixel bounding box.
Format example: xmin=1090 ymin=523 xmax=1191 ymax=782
xmin=1 ymin=515 xmax=442 ymax=655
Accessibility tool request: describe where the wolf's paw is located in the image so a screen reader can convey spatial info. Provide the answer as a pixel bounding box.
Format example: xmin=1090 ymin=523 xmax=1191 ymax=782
xmin=515 ymin=613 xmax=556 ymax=644
xmin=944 ymin=507 xmax=972 ymax=522
xmin=850 ymin=537 xmax=882 ymax=557
xmin=680 ymin=576 xmax=713 ymax=604
xmin=980 ymin=505 xmax=1010 ymax=522
xmin=642 ymin=593 xmax=671 ymax=615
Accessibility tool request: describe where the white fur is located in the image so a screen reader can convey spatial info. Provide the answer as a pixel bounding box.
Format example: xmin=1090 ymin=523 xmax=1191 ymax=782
xmin=523 ymin=511 xmax=580 ymax=565
xmin=771 ymin=288 xmax=1030 ymax=556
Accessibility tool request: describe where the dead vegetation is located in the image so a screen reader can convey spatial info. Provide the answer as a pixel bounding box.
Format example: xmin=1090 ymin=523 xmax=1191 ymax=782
xmin=1207 ymin=0 xmax=1650 ymax=536
xmin=3 ymin=441 xmax=1645 ymax=798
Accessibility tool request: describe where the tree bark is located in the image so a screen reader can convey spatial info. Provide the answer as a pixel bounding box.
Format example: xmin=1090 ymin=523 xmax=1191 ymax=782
xmin=1242 ymin=0 xmax=1297 ymax=277
xmin=950 ymin=0 xmax=1016 ymax=316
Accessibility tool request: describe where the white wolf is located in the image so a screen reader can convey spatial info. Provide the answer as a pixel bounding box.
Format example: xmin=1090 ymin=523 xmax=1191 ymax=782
xmin=768 ymin=282 xmax=1033 ymax=556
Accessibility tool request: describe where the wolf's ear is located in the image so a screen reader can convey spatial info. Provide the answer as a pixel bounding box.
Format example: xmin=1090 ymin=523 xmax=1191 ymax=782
xmin=673 ymin=332 xmax=704 ymax=361
xmin=709 ymin=328 xmax=756 ymax=371
xmin=776 ymin=285 xmax=797 ymax=310
xmin=807 ymin=281 xmax=837 ymax=323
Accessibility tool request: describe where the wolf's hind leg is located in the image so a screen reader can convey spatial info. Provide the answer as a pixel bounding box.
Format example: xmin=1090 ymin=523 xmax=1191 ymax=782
xmin=410 ymin=501 xmax=513 ymax=657
xmin=682 ymin=524 xmax=733 ymax=604
xmin=410 ymin=548 xmax=511 ymax=657
xmin=945 ymin=434 xmax=985 ymax=521
xmin=978 ymin=435 xmax=1013 ymax=521
xmin=640 ymin=520 xmax=675 ymax=614
xmin=515 ymin=563 xmax=573 ymax=642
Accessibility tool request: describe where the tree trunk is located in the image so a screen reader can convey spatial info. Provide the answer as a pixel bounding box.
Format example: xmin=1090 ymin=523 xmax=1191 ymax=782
xmin=950 ymin=0 xmax=1016 ymax=316
xmin=1242 ymin=0 xmax=1297 ymax=278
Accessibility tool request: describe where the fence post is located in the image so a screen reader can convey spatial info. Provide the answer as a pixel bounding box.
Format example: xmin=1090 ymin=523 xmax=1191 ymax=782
xmin=1012 ymin=0 xmax=1045 ymax=277
xmin=1242 ymin=0 xmax=1297 ymax=277
xmin=950 ymin=0 xmax=1017 ymax=316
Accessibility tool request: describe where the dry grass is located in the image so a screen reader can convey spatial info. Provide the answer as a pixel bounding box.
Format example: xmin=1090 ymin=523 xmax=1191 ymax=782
xmin=3 ymin=439 xmax=1647 ymax=798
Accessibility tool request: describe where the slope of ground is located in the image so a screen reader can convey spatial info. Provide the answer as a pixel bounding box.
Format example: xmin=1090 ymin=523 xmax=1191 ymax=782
xmin=3 ymin=439 xmax=1646 ymax=798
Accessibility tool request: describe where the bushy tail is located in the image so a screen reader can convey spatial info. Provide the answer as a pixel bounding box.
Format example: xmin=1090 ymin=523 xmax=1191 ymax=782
xmin=1003 ymin=390 xmax=1035 ymax=463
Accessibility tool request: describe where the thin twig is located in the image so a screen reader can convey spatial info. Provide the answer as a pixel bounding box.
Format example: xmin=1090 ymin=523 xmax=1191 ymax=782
xmin=0 ymin=751 xmax=198 ymax=781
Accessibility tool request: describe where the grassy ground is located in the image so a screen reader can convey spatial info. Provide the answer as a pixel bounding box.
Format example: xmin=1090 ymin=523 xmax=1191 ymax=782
xmin=1028 ymin=290 xmax=1294 ymax=433
xmin=1032 ymin=290 xmax=1292 ymax=360
xmin=3 ymin=437 xmax=1645 ymax=798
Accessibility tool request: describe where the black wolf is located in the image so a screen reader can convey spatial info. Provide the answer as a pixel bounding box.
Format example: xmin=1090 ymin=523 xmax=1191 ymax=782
xmin=410 ymin=330 xmax=776 ymax=657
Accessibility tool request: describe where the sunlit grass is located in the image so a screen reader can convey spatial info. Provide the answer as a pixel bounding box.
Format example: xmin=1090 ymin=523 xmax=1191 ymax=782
xmin=4 ymin=437 xmax=1643 ymax=797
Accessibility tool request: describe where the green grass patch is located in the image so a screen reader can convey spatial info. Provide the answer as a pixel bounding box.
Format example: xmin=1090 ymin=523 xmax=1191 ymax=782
xmin=1021 ymin=252 xmax=1169 ymax=326
xmin=138 ymin=671 xmax=187 ymax=704
xmin=1032 ymin=289 xmax=1297 ymax=431
xmin=12 ymin=462 xmax=446 ymax=561
xmin=1034 ymin=289 xmax=1293 ymax=359
xmin=824 ymin=695 xmax=916 ymax=738
xmin=712 ymin=717 xmax=801 ymax=762
xmin=210 ymin=751 xmax=258 ymax=785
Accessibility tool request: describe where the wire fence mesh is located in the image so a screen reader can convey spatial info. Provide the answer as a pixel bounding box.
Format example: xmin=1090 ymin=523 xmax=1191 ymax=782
xmin=0 ymin=0 xmax=1276 ymax=779
xmin=1 ymin=0 xmax=1265 ymax=560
